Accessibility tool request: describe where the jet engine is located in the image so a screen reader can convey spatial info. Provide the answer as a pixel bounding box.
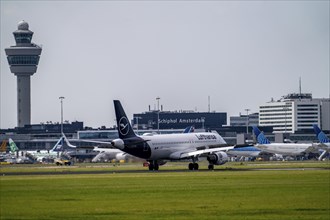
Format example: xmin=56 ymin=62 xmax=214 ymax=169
xmin=207 ymin=151 xmax=228 ymax=165
xmin=111 ymin=139 xmax=125 ymax=150
xmin=115 ymin=152 xmax=127 ymax=161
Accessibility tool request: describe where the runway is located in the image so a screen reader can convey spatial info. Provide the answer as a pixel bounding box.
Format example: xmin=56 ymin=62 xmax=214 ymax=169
xmin=1 ymin=165 xmax=329 ymax=176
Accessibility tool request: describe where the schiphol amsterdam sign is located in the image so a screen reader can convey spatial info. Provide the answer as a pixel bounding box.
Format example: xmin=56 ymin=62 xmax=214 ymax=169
xmin=158 ymin=118 xmax=205 ymax=124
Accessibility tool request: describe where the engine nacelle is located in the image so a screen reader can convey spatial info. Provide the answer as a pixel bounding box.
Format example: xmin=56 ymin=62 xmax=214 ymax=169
xmin=207 ymin=151 xmax=228 ymax=165
xmin=115 ymin=152 xmax=127 ymax=161
xmin=111 ymin=139 xmax=125 ymax=150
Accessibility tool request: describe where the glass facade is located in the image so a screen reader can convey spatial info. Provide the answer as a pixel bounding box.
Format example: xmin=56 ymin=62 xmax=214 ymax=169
xmin=14 ymin=33 xmax=33 ymax=44
xmin=7 ymin=55 xmax=40 ymax=65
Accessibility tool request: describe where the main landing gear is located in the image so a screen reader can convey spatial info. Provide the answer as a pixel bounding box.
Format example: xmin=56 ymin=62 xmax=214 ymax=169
xmin=148 ymin=160 xmax=159 ymax=171
xmin=188 ymin=162 xmax=199 ymax=170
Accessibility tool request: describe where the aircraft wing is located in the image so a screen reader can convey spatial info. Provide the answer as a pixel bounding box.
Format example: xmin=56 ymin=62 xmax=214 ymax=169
xmin=312 ymin=143 xmax=330 ymax=152
xmin=304 ymin=144 xmax=323 ymax=153
xmin=81 ymin=140 xmax=113 ymax=147
xmin=81 ymin=139 xmax=150 ymax=147
xmin=170 ymin=146 xmax=235 ymax=160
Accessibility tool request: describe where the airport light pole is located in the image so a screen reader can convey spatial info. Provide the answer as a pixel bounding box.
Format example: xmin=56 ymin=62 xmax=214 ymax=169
xmin=134 ymin=116 xmax=142 ymax=134
xmin=156 ymin=97 xmax=160 ymax=133
xmin=59 ymin=96 xmax=65 ymax=134
xmin=201 ymin=117 xmax=205 ymax=130
xmin=245 ymin=108 xmax=250 ymax=134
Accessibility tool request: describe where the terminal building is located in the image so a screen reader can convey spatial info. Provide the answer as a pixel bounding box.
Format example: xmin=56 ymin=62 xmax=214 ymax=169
xmin=132 ymin=110 xmax=227 ymax=130
xmin=259 ymin=93 xmax=330 ymax=133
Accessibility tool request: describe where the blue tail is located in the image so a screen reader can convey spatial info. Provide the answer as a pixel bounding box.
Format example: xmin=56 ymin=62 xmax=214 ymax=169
xmin=313 ymin=124 xmax=330 ymax=143
xmin=252 ymin=126 xmax=271 ymax=144
xmin=51 ymin=136 xmax=64 ymax=152
xmin=183 ymin=126 xmax=195 ymax=133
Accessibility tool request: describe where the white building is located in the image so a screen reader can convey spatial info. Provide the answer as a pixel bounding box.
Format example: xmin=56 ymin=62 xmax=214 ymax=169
xmin=259 ymin=93 xmax=330 ymax=133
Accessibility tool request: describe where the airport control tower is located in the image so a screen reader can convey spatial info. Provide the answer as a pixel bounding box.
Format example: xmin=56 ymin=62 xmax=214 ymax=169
xmin=5 ymin=20 xmax=42 ymax=127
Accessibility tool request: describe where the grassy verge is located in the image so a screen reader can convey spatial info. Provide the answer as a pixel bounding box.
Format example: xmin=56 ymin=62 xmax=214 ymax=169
xmin=0 ymin=165 xmax=329 ymax=219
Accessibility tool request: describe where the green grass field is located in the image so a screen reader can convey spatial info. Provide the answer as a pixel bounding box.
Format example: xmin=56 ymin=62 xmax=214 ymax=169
xmin=1 ymin=162 xmax=329 ymax=220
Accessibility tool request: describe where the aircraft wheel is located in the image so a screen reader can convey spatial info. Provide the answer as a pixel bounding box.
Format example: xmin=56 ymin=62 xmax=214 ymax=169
xmin=193 ymin=163 xmax=199 ymax=170
xmin=154 ymin=164 xmax=159 ymax=171
xmin=208 ymin=164 xmax=214 ymax=170
xmin=149 ymin=163 xmax=154 ymax=171
xmin=188 ymin=163 xmax=194 ymax=170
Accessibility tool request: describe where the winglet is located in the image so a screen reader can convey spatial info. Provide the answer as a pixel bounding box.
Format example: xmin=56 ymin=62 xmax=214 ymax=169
xmin=62 ymin=133 xmax=77 ymax=148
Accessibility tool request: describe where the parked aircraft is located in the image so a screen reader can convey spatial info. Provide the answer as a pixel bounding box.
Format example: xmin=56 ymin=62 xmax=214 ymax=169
xmin=313 ymin=124 xmax=330 ymax=147
xmin=26 ymin=135 xmax=67 ymax=162
xmin=0 ymin=139 xmax=18 ymax=164
xmin=8 ymin=138 xmax=19 ymax=154
xmin=91 ymin=100 xmax=235 ymax=170
xmin=252 ymin=126 xmax=318 ymax=158
xmin=313 ymin=124 xmax=330 ymax=160
xmin=0 ymin=140 xmax=7 ymax=152
xmin=227 ymin=146 xmax=261 ymax=158
xmin=92 ymin=147 xmax=129 ymax=162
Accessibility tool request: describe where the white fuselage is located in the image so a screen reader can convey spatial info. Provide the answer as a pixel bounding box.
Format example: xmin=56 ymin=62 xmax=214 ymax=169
xmin=255 ymin=143 xmax=314 ymax=156
xmin=139 ymin=132 xmax=226 ymax=160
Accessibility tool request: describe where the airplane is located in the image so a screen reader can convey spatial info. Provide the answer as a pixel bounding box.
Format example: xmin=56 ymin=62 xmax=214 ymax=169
xmin=92 ymin=147 xmax=130 ymax=163
xmin=226 ymin=146 xmax=261 ymax=158
xmin=92 ymin=100 xmax=235 ymax=171
xmin=313 ymin=124 xmax=330 ymax=147
xmin=8 ymin=138 xmax=19 ymax=154
xmin=252 ymin=126 xmax=319 ymax=158
xmin=0 ymin=140 xmax=7 ymax=152
xmin=313 ymin=124 xmax=329 ymax=160
xmin=0 ymin=139 xmax=18 ymax=164
xmin=26 ymin=134 xmax=67 ymax=162
xmin=183 ymin=126 xmax=195 ymax=133
xmin=92 ymin=126 xmax=197 ymax=163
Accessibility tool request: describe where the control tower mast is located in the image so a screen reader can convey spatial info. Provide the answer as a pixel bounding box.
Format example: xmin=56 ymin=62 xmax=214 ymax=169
xmin=5 ymin=21 xmax=42 ymax=127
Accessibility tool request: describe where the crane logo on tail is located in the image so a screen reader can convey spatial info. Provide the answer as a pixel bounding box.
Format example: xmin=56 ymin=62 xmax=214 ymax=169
xmin=119 ymin=117 xmax=130 ymax=136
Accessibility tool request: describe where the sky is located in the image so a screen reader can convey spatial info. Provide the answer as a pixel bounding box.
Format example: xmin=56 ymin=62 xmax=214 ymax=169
xmin=1 ymin=1 xmax=329 ymax=129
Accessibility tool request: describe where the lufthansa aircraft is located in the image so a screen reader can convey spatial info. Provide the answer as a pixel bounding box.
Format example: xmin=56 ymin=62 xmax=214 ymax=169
xmin=106 ymin=100 xmax=234 ymax=170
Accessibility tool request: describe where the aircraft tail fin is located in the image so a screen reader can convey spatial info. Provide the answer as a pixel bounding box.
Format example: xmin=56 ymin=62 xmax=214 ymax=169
xmin=51 ymin=136 xmax=64 ymax=152
xmin=252 ymin=126 xmax=271 ymax=144
xmin=183 ymin=126 xmax=195 ymax=133
xmin=8 ymin=138 xmax=19 ymax=153
xmin=114 ymin=100 xmax=137 ymax=139
xmin=0 ymin=140 xmax=7 ymax=152
xmin=313 ymin=124 xmax=330 ymax=143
